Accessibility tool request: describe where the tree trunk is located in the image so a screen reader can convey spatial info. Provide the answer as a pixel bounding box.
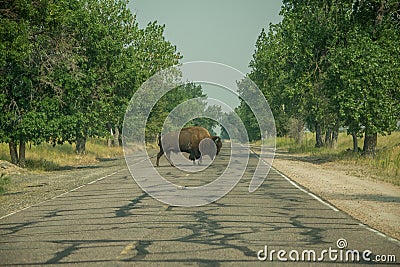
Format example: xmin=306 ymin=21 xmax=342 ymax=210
xmin=107 ymin=127 xmax=113 ymax=147
xmin=352 ymin=132 xmax=359 ymax=153
xmin=113 ymin=126 xmax=119 ymax=147
xmin=288 ymin=118 xmax=304 ymax=144
xmin=324 ymin=129 xmax=332 ymax=147
xmin=296 ymin=131 xmax=303 ymax=145
xmin=315 ymin=122 xmax=324 ymax=148
xmin=76 ymin=136 xmax=87 ymax=155
xmin=331 ymin=124 xmax=339 ymax=149
xmin=296 ymin=120 xmax=304 ymax=144
xmin=18 ymin=141 xmax=26 ymax=167
xmin=363 ymin=132 xmax=377 ymax=156
xmin=9 ymin=141 xmax=18 ymax=165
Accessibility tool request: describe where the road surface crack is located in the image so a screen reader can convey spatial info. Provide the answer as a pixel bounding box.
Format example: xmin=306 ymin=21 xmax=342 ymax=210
xmin=115 ymin=192 xmax=148 ymax=217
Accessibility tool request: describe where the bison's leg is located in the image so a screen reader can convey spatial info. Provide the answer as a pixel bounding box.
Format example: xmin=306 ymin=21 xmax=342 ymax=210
xmin=156 ymin=149 xmax=164 ymax=167
xmin=193 ymin=149 xmax=201 ymax=165
xmin=165 ymin=151 xmax=175 ymax=167
xmin=189 ymin=151 xmax=196 ymax=165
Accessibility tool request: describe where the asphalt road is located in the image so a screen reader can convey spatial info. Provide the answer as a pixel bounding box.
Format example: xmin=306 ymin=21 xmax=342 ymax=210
xmin=0 ymin=146 xmax=399 ymax=266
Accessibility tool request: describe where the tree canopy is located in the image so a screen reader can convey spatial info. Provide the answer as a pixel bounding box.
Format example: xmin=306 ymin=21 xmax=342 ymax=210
xmin=242 ymin=0 xmax=400 ymax=154
xmin=0 ymin=0 xmax=192 ymax=165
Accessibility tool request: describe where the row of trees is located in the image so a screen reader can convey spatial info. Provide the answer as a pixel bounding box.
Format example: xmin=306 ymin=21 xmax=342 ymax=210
xmin=146 ymin=82 xmax=222 ymax=142
xmin=238 ymin=0 xmax=400 ymax=154
xmin=0 ymin=0 xmax=192 ymax=166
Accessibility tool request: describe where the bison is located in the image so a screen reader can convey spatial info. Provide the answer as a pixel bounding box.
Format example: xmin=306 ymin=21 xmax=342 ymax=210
xmin=156 ymin=126 xmax=222 ymax=167
xmin=198 ymin=136 xmax=222 ymax=164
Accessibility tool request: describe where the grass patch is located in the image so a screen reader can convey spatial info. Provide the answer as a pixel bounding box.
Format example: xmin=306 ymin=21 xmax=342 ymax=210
xmin=274 ymin=132 xmax=400 ymax=185
xmin=0 ymin=174 xmax=11 ymax=195
xmin=0 ymin=138 xmax=124 ymax=172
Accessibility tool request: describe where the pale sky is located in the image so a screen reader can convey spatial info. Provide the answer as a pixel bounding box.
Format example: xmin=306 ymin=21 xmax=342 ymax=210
xmin=128 ymin=0 xmax=283 ymax=107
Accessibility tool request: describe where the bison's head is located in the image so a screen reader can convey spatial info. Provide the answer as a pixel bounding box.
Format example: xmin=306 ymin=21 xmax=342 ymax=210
xmin=212 ymin=136 xmax=222 ymax=155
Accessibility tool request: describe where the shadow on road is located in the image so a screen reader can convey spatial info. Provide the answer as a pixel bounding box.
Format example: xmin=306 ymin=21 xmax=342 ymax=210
xmin=273 ymin=150 xmax=333 ymax=165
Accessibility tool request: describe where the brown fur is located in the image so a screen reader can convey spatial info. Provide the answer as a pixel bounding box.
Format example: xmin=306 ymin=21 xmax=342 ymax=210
xmin=156 ymin=126 xmax=211 ymax=166
xmin=156 ymin=126 xmax=213 ymax=166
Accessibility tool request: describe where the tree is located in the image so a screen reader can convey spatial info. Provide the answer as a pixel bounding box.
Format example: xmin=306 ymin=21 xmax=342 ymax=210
xmin=0 ymin=0 xmax=78 ymax=166
xmin=107 ymin=20 xmax=182 ymax=148
xmin=0 ymin=0 xmax=183 ymax=164
xmin=146 ymin=82 xmax=206 ymax=142
xmin=189 ymin=104 xmax=223 ymax=136
xmin=326 ymin=0 xmax=400 ymax=155
xmin=248 ymin=0 xmax=400 ymax=155
xmin=53 ymin=0 xmax=137 ymax=154
xmin=249 ymin=26 xmax=291 ymax=138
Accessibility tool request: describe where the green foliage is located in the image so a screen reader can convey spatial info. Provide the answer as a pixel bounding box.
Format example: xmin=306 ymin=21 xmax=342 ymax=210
xmin=145 ymin=83 xmax=209 ymax=141
xmin=235 ymin=102 xmax=260 ymax=141
xmin=219 ymin=112 xmax=243 ymax=140
xmin=246 ymin=0 xmax=400 ymax=153
xmin=326 ymin=18 xmax=400 ymax=137
xmin=235 ymin=76 xmax=268 ymax=141
xmin=1 ymin=0 xmax=183 ymax=163
xmin=189 ymin=105 xmax=223 ymax=135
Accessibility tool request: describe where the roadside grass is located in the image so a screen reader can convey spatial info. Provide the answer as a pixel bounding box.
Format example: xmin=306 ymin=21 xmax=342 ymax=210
xmin=274 ymin=132 xmax=400 ymax=186
xmin=0 ymin=174 xmax=11 ymax=195
xmin=0 ymin=139 xmax=124 ymax=172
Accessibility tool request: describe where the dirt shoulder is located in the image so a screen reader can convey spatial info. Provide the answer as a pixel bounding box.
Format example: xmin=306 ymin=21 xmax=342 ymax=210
xmin=271 ymin=150 xmax=400 ymax=241
xmin=0 ymin=158 xmax=126 ymax=218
